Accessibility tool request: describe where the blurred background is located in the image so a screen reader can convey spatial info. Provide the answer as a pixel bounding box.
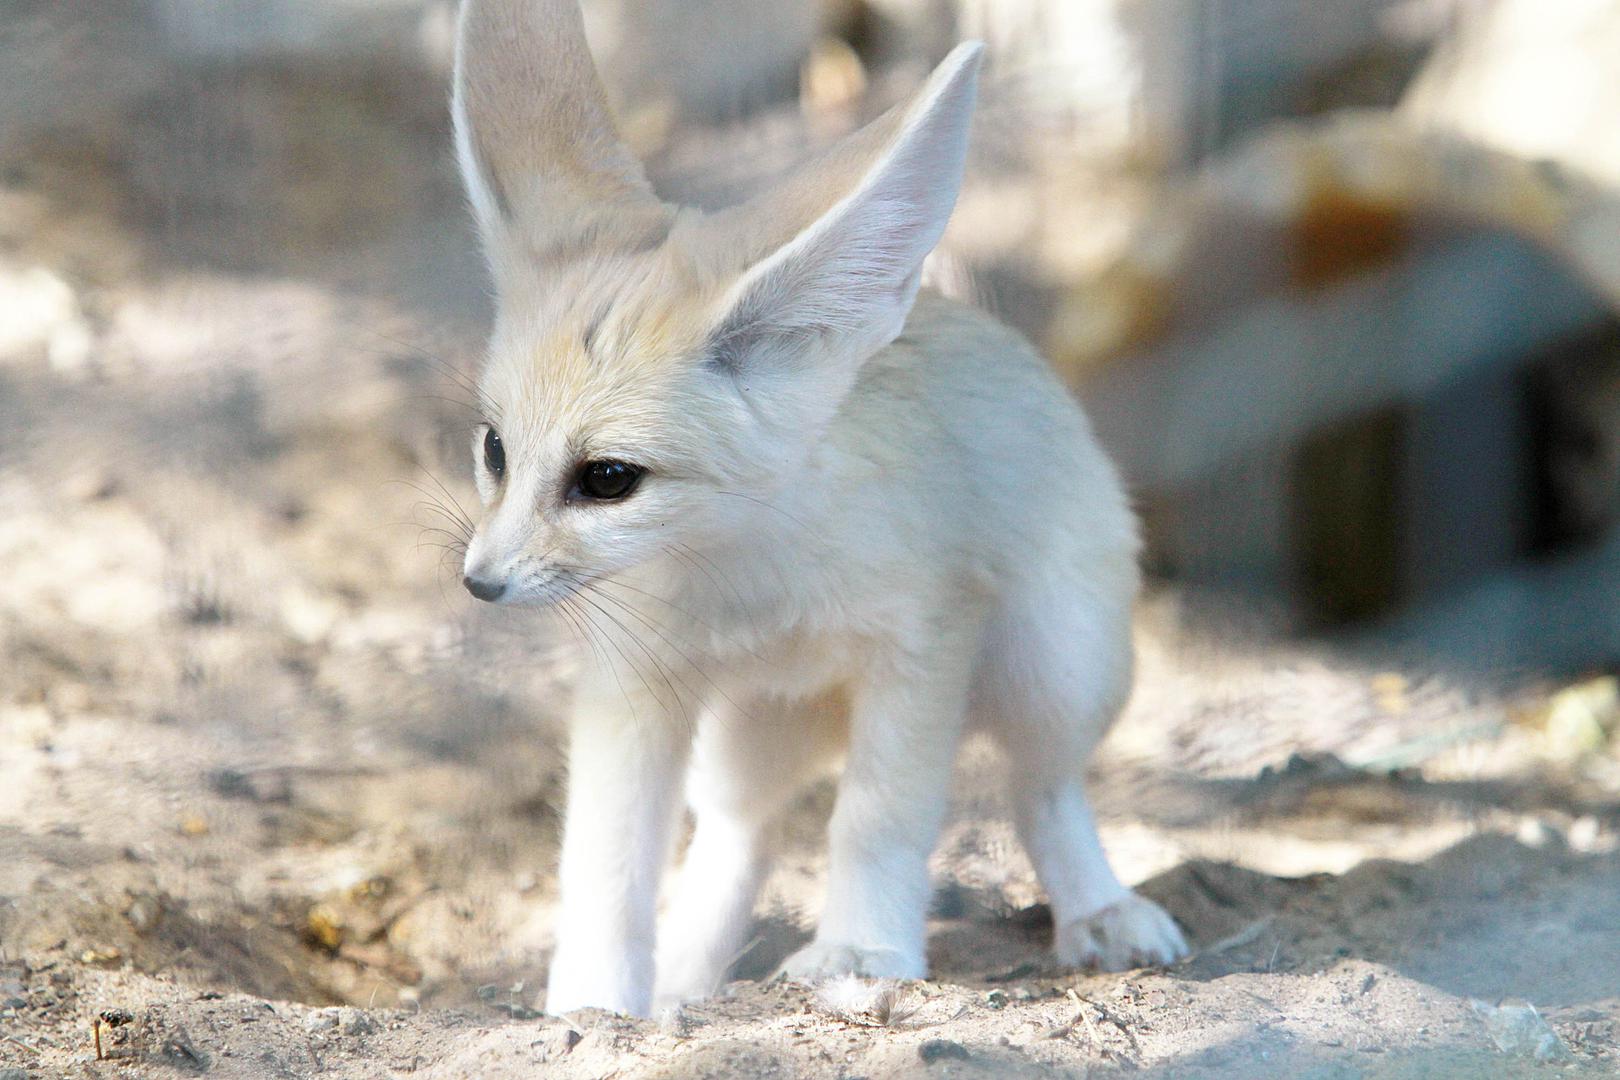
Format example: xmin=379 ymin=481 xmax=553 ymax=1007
xmin=3 ymin=1 xmax=1620 ymax=1074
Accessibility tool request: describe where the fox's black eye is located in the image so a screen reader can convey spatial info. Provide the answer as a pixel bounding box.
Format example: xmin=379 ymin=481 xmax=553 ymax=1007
xmin=483 ymin=427 xmax=505 ymax=477
xmin=573 ymin=460 xmax=644 ymax=502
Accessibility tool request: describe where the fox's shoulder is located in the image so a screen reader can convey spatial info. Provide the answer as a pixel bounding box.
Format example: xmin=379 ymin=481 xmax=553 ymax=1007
xmin=894 ymin=290 xmax=1036 ymax=364
xmin=824 ymin=289 xmax=1127 ymax=540
xmin=853 ymin=290 xmax=1087 ymax=441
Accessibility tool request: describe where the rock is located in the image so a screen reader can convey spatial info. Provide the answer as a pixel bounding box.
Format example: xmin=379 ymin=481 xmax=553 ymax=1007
xmin=302 ymin=1009 xmax=339 ymax=1033
xmin=338 ymin=1007 xmax=378 ymax=1036
xmin=160 ymin=1028 xmax=208 ymax=1072
xmin=535 ymin=1025 xmax=583 ymax=1062
xmin=1472 ymin=999 xmax=1573 ymax=1063
xmin=918 ymin=1038 xmax=971 ymax=1065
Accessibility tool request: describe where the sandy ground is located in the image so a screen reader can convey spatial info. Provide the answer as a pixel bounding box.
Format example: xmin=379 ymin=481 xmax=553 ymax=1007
xmin=3 ymin=50 xmax=1620 ymax=1080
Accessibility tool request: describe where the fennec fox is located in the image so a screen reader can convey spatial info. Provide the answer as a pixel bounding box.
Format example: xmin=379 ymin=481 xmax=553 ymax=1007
xmin=452 ymin=0 xmax=1188 ymax=1017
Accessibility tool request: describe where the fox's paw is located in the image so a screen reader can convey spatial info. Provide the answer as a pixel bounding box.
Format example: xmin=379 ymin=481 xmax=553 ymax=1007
xmin=779 ymin=940 xmax=921 ymax=983
xmin=1055 ymin=893 xmax=1188 ymax=972
xmin=544 ymin=950 xmax=650 ymax=1017
xmin=650 ymin=967 xmax=722 ymax=1016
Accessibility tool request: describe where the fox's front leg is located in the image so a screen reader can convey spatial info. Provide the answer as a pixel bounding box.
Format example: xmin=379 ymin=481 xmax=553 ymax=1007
xmin=545 ymin=673 xmax=690 ymax=1017
xmin=783 ymin=641 xmax=975 ymax=980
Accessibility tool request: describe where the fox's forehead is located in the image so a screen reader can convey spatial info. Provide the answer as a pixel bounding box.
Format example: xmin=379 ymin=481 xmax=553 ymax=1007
xmin=490 ymin=245 xmax=719 ymax=365
xmin=478 ymin=247 xmax=723 ymax=448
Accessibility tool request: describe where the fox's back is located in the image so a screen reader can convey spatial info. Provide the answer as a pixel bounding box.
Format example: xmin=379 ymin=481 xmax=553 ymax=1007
xmin=813 ymin=291 xmax=1139 ymax=601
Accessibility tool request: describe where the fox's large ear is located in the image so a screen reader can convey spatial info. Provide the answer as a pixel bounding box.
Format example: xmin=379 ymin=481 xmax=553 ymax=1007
xmin=697 ymin=43 xmax=983 ymax=379
xmin=453 ymin=0 xmax=672 ymax=278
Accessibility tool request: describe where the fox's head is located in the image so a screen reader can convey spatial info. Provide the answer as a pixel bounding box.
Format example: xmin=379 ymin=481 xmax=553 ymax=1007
xmin=454 ymin=0 xmax=981 ymax=604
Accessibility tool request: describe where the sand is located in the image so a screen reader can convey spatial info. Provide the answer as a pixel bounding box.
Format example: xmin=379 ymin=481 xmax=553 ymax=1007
xmin=2 ymin=57 xmax=1618 ymax=1079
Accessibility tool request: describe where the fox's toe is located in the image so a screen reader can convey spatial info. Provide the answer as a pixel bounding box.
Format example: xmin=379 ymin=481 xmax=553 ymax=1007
xmin=1055 ymin=893 xmax=1188 ymax=971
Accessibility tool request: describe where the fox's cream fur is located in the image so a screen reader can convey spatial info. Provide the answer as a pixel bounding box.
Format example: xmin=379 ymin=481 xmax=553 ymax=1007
xmin=451 ymin=0 xmax=1187 ymax=1017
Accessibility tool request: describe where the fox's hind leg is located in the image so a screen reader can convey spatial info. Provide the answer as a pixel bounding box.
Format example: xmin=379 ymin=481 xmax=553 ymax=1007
xmin=977 ymin=577 xmax=1188 ymax=971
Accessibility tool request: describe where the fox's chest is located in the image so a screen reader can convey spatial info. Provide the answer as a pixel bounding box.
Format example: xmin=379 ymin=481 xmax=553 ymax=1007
xmin=708 ymin=622 xmax=867 ymax=704
xmin=611 ymin=544 xmax=931 ymax=705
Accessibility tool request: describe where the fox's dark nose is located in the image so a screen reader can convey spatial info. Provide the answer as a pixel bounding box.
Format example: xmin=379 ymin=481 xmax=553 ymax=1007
xmin=463 ymin=575 xmax=507 ymax=602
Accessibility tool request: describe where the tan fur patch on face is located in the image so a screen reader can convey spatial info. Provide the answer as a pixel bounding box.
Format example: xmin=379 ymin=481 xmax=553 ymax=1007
xmin=475 ymin=245 xmax=739 ymax=489
xmin=551 ymin=246 xmax=729 ymax=376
